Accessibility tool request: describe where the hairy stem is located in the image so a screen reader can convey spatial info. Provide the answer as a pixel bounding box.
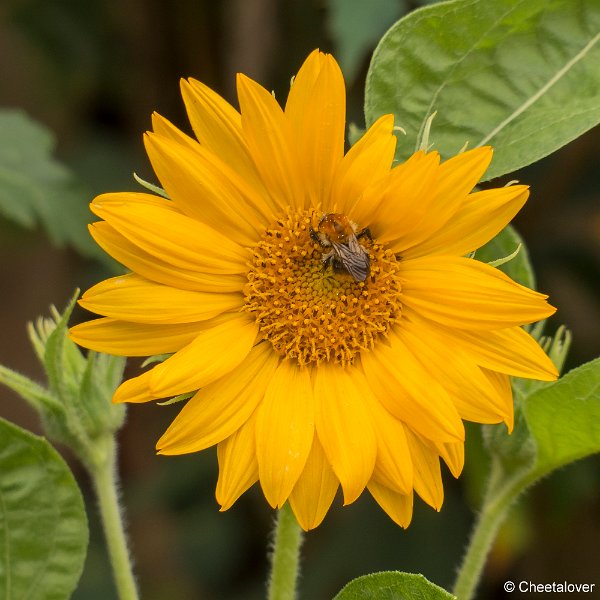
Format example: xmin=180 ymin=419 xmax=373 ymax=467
xmin=90 ymin=439 xmax=139 ymax=600
xmin=268 ymin=503 xmax=304 ymax=600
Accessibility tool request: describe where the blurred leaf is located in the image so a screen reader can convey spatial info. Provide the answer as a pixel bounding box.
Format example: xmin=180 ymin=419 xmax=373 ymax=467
xmin=365 ymin=0 xmax=600 ymax=180
xmin=474 ymin=224 xmax=535 ymax=289
xmin=0 ymin=417 xmax=88 ymax=599
xmin=334 ymin=572 xmax=455 ymax=599
xmin=0 ymin=109 xmax=102 ymax=259
xmin=328 ymin=0 xmax=405 ymax=83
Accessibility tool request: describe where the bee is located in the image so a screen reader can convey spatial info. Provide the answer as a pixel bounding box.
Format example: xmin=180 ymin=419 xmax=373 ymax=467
xmin=309 ymin=213 xmax=371 ymax=282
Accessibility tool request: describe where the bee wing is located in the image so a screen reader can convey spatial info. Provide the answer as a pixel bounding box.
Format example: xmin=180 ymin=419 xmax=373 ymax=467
xmin=332 ymin=237 xmax=370 ymax=282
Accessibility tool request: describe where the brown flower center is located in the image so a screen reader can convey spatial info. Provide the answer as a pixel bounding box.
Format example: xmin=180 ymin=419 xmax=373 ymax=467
xmin=243 ymin=210 xmax=403 ymax=366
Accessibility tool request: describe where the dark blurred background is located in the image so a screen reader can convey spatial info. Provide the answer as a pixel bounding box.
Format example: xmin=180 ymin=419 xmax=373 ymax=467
xmin=0 ymin=0 xmax=599 ymax=599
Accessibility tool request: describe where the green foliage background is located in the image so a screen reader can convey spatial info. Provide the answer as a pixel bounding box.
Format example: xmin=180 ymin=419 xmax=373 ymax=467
xmin=0 ymin=1 xmax=598 ymax=599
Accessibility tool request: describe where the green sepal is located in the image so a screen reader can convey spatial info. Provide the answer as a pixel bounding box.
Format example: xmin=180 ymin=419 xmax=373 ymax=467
xmin=0 ymin=290 xmax=126 ymax=471
xmin=157 ymin=391 xmax=195 ymax=406
xmin=474 ymin=225 xmax=535 ymax=289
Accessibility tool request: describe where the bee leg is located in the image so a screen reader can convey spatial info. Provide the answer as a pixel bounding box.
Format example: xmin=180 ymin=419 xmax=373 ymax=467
xmin=309 ymin=225 xmax=322 ymax=246
xmin=357 ymin=227 xmax=372 ymax=241
xmin=321 ymin=250 xmax=335 ymax=272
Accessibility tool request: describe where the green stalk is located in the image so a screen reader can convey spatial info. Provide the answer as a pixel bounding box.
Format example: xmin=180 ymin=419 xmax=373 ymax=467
xmin=89 ymin=438 xmax=139 ymax=600
xmin=268 ymin=503 xmax=304 ymax=600
xmin=453 ymin=463 xmax=535 ymax=600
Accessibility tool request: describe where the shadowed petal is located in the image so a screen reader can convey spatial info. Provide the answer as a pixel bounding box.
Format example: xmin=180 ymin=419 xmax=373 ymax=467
xmin=314 ymin=364 xmax=377 ymax=504
xmin=289 ymin=436 xmax=339 ymax=531
xmin=216 ymin=410 xmax=260 ymax=511
xmin=368 ymin=483 xmax=413 ymax=528
xmin=256 ymin=361 xmax=315 ymax=508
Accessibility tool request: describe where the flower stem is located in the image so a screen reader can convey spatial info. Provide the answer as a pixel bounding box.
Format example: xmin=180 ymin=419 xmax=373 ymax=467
xmin=268 ymin=503 xmax=304 ymax=600
xmin=90 ymin=438 xmax=139 ymax=600
xmin=453 ymin=464 xmax=533 ymax=600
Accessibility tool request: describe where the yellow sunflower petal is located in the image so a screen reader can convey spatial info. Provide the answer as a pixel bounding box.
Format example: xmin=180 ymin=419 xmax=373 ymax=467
xmin=113 ymin=369 xmax=155 ymax=404
xmin=285 ymin=52 xmax=345 ymax=210
xmin=256 ymin=360 xmax=315 ymax=508
xmin=284 ymin=49 xmax=322 ymax=120
xmin=332 ymin=114 xmax=396 ymax=216
xmin=361 ymin=150 xmax=440 ymax=241
xmin=482 ymin=368 xmax=514 ymax=432
xmin=398 ymin=317 xmax=514 ymax=425
xmin=237 ymin=73 xmax=304 ymax=211
xmin=148 ymin=316 xmax=259 ymax=397
xmin=216 ymin=410 xmax=259 ymax=511
xmin=355 ymin=369 xmax=413 ymax=494
xmin=79 ymin=273 xmax=242 ymax=324
xmin=180 ymin=77 xmax=265 ymax=193
xmin=405 ymin=184 xmax=529 ymax=259
xmin=69 ymin=317 xmax=232 ymax=356
xmin=400 ymin=255 xmax=556 ymax=329
xmin=157 ymin=342 xmax=279 ymax=454
xmin=89 ymin=222 xmax=246 ymax=293
xmin=289 ymin=436 xmax=339 ymax=531
xmin=409 ymin=311 xmax=558 ymax=381
xmin=91 ymin=194 xmax=249 ymax=274
xmin=314 ymin=364 xmax=377 ymax=505
xmin=151 ymin=112 xmax=200 ymax=153
xmin=397 ymin=147 xmax=493 ymax=252
xmin=144 ymin=132 xmax=269 ymax=244
xmin=433 ymin=440 xmax=464 ymax=479
xmin=361 ymin=333 xmax=465 ymax=443
xmin=368 ymin=482 xmax=413 ymax=528
xmin=405 ymin=430 xmax=444 ymax=510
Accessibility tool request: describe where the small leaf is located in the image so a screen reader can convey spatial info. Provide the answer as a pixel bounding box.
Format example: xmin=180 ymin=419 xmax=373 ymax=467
xmin=474 ymin=225 xmax=535 ymax=289
xmin=0 ymin=418 xmax=88 ymax=600
xmin=334 ymin=572 xmax=456 ymax=600
xmin=365 ymin=0 xmax=600 ymax=180
xmin=524 ymin=358 xmax=600 ymax=478
xmin=0 ymin=110 xmax=104 ymax=260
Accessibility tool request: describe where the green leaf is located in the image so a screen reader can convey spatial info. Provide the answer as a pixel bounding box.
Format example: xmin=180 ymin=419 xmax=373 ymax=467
xmin=334 ymin=572 xmax=456 ymax=600
xmin=365 ymin=0 xmax=600 ymax=180
xmin=0 ymin=418 xmax=88 ymax=599
xmin=484 ymin=358 xmax=600 ymax=495
xmin=0 ymin=110 xmax=103 ymax=259
xmin=328 ymin=0 xmax=406 ymax=83
xmin=524 ymin=358 xmax=600 ymax=478
xmin=473 ymin=224 xmax=535 ymax=288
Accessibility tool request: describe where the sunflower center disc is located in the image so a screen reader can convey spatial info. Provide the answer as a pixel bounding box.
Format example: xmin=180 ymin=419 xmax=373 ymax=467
xmin=243 ymin=210 xmax=403 ymax=366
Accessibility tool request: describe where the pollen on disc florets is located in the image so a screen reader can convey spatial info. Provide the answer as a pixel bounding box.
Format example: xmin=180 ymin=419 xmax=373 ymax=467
xmin=243 ymin=210 xmax=403 ymax=366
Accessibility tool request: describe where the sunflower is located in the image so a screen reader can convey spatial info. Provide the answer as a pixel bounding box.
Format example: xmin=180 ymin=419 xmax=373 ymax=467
xmin=70 ymin=50 xmax=557 ymax=530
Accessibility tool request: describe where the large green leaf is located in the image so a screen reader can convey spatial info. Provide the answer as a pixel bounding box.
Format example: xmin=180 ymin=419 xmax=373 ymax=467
xmin=0 ymin=110 xmax=102 ymax=259
xmin=0 ymin=418 xmax=88 ymax=599
xmin=524 ymin=358 xmax=600 ymax=477
xmin=334 ymin=572 xmax=455 ymax=600
xmin=365 ymin=0 xmax=600 ymax=180
xmin=484 ymin=358 xmax=600 ymax=490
